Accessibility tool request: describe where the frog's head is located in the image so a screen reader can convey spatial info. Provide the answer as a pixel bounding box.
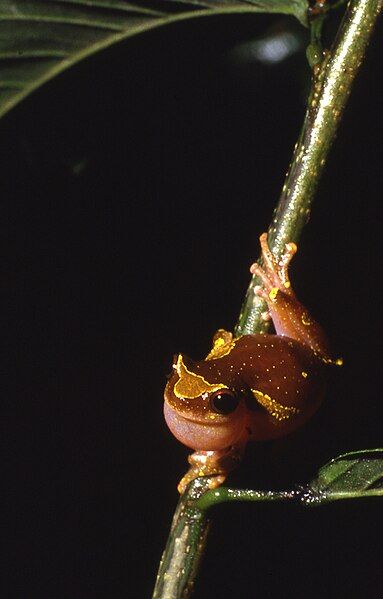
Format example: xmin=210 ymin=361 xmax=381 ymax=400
xmin=164 ymin=353 xmax=247 ymax=450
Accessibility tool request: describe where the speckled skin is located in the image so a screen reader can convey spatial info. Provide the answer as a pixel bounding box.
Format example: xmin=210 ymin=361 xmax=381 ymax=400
xmin=164 ymin=234 xmax=336 ymax=493
xmin=165 ymin=334 xmax=325 ymax=445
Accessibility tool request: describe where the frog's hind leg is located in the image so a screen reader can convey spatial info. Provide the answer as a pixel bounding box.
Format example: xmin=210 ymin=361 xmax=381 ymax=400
xmin=249 ymin=233 xmax=335 ymax=363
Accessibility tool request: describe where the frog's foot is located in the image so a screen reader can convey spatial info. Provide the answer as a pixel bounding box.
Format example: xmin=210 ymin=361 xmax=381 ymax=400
xmin=206 ymin=329 xmax=235 ymax=360
xmin=177 ymin=446 xmax=243 ymax=494
xmin=250 ymin=232 xmax=297 ymax=301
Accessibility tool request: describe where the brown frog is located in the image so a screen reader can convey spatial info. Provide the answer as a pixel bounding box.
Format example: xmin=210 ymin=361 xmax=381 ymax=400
xmin=164 ymin=233 xmax=341 ymax=493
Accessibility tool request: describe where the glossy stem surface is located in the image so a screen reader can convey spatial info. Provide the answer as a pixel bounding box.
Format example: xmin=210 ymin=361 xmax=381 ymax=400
xmin=152 ymin=478 xmax=211 ymax=599
xmin=195 ymin=486 xmax=295 ymax=511
xmin=235 ymin=0 xmax=382 ymax=336
xmin=152 ymin=481 xmax=295 ymax=599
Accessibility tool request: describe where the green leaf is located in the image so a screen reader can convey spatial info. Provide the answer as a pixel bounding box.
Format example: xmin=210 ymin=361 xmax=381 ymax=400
xmin=307 ymin=449 xmax=383 ymax=504
xmin=0 ymin=0 xmax=308 ymax=119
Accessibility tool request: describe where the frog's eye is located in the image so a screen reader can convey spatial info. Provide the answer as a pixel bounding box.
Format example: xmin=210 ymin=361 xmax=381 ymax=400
xmin=209 ymin=390 xmax=239 ymax=415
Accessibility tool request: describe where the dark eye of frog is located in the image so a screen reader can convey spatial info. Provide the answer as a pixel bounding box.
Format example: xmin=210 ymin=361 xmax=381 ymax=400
xmin=209 ymin=390 xmax=240 ymax=415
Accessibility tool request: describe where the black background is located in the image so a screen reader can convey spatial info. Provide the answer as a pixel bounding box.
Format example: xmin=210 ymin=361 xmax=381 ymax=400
xmin=3 ymin=11 xmax=383 ymax=599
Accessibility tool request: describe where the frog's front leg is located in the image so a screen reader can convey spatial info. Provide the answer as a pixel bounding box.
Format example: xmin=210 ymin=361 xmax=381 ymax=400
xmin=177 ymin=444 xmax=244 ymax=494
xmin=250 ymin=233 xmax=334 ymax=362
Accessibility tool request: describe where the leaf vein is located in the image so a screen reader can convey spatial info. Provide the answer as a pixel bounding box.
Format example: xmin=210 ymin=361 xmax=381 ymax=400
xmin=0 ymin=15 xmax=129 ymax=31
xmin=0 ymin=51 xmax=68 ymax=59
xmin=0 ymin=81 xmax=25 ymax=89
xmin=50 ymin=0 xmax=164 ymax=17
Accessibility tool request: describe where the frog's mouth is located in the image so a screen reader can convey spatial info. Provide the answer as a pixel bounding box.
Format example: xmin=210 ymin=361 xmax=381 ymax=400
xmin=170 ymin=409 xmax=223 ymax=427
xmin=163 ymin=401 xmax=245 ymax=451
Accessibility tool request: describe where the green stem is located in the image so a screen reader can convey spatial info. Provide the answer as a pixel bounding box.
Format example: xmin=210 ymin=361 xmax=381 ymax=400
xmin=154 ymin=1 xmax=382 ymax=597
xmin=195 ymin=486 xmax=295 ymax=511
xmin=195 ymin=485 xmax=383 ymax=510
xmin=152 ymin=481 xmax=296 ymax=599
xmin=235 ymin=0 xmax=383 ymax=336
xmin=152 ymin=478 xmax=212 ymax=599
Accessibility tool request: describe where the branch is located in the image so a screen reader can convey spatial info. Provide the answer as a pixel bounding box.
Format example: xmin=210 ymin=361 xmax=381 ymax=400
xmin=152 ymin=478 xmax=212 ymax=599
xmin=235 ymin=0 xmax=383 ymax=336
xmin=153 ymin=1 xmax=382 ymax=597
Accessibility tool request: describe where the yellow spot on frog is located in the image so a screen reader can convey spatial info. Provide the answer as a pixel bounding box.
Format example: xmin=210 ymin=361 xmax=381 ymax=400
xmin=301 ymin=371 xmax=308 ymax=378
xmin=320 ymin=355 xmax=343 ymax=367
xmin=268 ymin=287 xmax=279 ymax=302
xmin=283 ymin=281 xmax=291 ymax=289
xmin=174 ymin=354 xmax=227 ymax=399
xmin=251 ymin=389 xmax=299 ymax=422
xmin=301 ymin=311 xmax=313 ymax=326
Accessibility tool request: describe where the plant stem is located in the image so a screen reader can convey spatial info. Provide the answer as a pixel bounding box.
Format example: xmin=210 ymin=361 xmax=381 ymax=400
xmin=235 ymin=0 xmax=383 ymax=336
xmin=152 ymin=481 xmax=297 ymax=599
xmin=152 ymin=478 xmax=212 ymax=599
xmin=195 ymin=486 xmax=296 ymax=511
xmin=154 ymin=1 xmax=382 ymax=597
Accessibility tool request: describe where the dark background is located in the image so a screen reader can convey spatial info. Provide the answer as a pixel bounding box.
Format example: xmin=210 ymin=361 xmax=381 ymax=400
xmin=3 ymin=11 xmax=383 ymax=599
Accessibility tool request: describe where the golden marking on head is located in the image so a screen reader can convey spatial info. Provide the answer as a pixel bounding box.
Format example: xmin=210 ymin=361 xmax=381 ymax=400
xmin=269 ymin=287 xmax=279 ymax=302
xmin=206 ymin=329 xmax=236 ymax=360
xmin=283 ymin=281 xmax=291 ymax=289
xmin=174 ymin=354 xmax=227 ymax=399
xmin=251 ymin=389 xmax=299 ymax=422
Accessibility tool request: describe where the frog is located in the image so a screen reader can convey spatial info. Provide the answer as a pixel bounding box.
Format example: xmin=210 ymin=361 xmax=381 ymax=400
xmin=164 ymin=233 xmax=341 ymax=493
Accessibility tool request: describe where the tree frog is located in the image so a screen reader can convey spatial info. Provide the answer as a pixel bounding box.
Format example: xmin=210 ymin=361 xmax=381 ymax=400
xmin=164 ymin=233 xmax=341 ymax=493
